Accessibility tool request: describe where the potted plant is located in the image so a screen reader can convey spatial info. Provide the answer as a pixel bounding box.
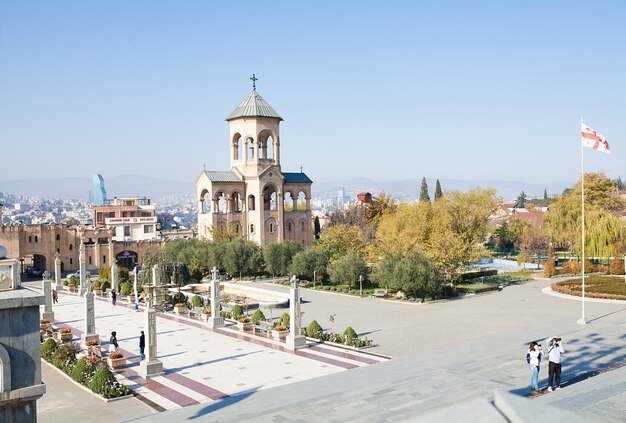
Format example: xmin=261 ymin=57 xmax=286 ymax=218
xmin=40 ymin=319 xmax=52 ymax=331
xmin=237 ymin=317 xmax=253 ymax=331
xmin=59 ymin=327 xmax=73 ymax=342
xmin=107 ymin=351 xmax=126 ymax=369
xmin=120 ymin=281 xmax=133 ymax=302
xmin=86 ymin=339 xmax=102 ymax=358
xmin=271 ymin=324 xmax=289 ymax=340
xmin=93 ymin=280 xmax=102 ymax=296
xmin=174 ymin=303 xmax=187 ymax=314
xmin=68 ymin=282 xmax=77 ymax=293
xmin=201 ymin=308 xmax=211 ymax=321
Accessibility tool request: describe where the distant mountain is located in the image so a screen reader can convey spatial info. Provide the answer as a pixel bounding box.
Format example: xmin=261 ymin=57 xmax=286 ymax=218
xmin=313 ymin=177 xmax=571 ymax=202
xmin=0 ymin=174 xmax=570 ymax=203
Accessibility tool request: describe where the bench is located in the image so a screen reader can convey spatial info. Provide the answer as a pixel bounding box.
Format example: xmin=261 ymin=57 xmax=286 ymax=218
xmin=373 ymin=289 xmax=387 ymax=298
xmin=254 ymin=321 xmax=273 ymax=336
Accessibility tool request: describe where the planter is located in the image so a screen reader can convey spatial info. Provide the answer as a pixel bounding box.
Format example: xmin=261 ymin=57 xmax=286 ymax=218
xmin=237 ymin=321 xmax=253 ymax=332
xmin=60 ymin=332 xmax=73 ymax=342
xmin=107 ymin=357 xmax=126 ymax=369
xmin=128 ymin=295 xmax=136 ymax=303
xmin=68 ymin=285 xmax=77 ymax=293
xmin=94 ymin=289 xmax=103 ymax=296
xmin=174 ymin=305 xmax=187 ymax=315
xmin=201 ymin=313 xmax=210 ymax=322
xmin=271 ymin=329 xmax=289 ymax=340
xmin=86 ymin=344 xmax=102 ymax=359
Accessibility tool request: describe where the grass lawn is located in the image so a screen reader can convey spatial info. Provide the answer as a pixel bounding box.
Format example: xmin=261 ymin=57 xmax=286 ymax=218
xmin=552 ymin=275 xmax=626 ymax=300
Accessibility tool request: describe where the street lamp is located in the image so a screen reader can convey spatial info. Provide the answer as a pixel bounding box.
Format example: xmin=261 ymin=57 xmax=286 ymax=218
xmin=359 ymin=275 xmax=363 ymax=296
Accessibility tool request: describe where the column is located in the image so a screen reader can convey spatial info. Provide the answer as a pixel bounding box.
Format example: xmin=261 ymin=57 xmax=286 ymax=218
xmin=209 ymin=267 xmax=224 ymax=328
xmin=42 ymin=272 xmax=54 ymax=322
xmin=111 ymin=260 xmax=118 ymax=293
xmin=286 ymin=275 xmax=306 ymax=350
xmin=153 ymin=264 xmax=161 ymax=306
xmin=133 ymin=266 xmax=139 ymax=311
xmin=79 ymin=239 xmax=86 ymax=295
xmin=81 ymin=283 xmax=99 ymax=346
xmin=139 ymin=297 xmax=164 ymax=378
xmin=94 ymin=242 xmax=101 ymax=268
xmin=54 ymin=253 xmax=63 ymax=291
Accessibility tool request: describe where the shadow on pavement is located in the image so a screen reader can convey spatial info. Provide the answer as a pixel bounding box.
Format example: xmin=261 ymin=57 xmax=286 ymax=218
xmin=187 ymin=388 xmax=259 ymax=420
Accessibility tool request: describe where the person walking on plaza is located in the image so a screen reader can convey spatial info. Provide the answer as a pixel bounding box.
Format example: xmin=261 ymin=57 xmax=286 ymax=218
xmin=139 ymin=330 xmax=145 ymax=360
xmin=52 ymin=289 xmax=58 ymax=304
xmin=109 ymin=331 xmax=119 ymax=353
xmin=527 ymin=341 xmax=542 ymax=393
xmin=546 ymin=336 xmax=565 ymax=391
xmin=111 ymin=289 xmax=117 ymax=306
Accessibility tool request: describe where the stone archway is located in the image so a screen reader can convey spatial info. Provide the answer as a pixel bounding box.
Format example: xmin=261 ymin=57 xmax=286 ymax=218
xmin=115 ymin=250 xmax=137 ymax=270
xmin=33 ymin=254 xmax=47 ymax=271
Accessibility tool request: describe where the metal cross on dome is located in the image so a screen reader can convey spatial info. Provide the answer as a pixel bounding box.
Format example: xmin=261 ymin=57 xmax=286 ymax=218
xmin=250 ymin=74 xmax=258 ymax=90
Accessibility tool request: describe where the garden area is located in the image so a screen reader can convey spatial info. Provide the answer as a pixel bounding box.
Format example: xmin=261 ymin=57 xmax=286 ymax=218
xmin=551 ymin=275 xmax=626 ymax=300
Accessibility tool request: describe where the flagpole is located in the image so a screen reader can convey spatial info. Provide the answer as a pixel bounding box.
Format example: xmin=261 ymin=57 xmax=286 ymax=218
xmin=578 ymin=117 xmax=587 ymax=325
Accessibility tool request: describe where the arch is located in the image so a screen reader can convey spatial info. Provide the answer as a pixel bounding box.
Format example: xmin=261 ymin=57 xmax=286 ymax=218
xmin=33 ymin=254 xmax=47 ymax=271
xmin=231 ymin=191 xmax=243 ymax=212
xmin=263 ymin=184 xmax=279 ymax=211
xmin=0 ymin=343 xmax=11 ymax=393
xmin=265 ymin=218 xmax=278 ymax=234
xmin=283 ymin=191 xmax=294 ymax=211
xmin=297 ymin=191 xmax=308 ymax=211
xmin=232 ymin=133 xmax=242 ymax=161
xmin=258 ymin=129 xmax=275 ymax=160
xmin=247 ymin=137 xmax=255 ymax=160
xmin=215 ymin=191 xmax=228 ymax=214
xmin=248 ymin=195 xmax=256 ymax=211
xmin=115 ymin=250 xmax=137 ymax=270
xmin=199 ymin=189 xmax=211 ymax=213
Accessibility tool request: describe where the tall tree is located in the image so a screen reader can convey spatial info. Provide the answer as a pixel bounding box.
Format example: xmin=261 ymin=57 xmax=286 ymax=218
xmin=290 ymin=247 xmax=329 ymax=280
xmin=515 ymin=191 xmax=527 ymax=208
xmin=371 ymin=252 xmax=441 ymax=300
xmin=419 ymin=177 xmax=430 ymax=203
xmin=543 ymin=188 xmax=548 ymax=200
xmin=316 ymin=224 xmax=366 ymax=261
xmin=313 ymin=216 xmax=321 ymax=240
xmin=616 ymin=176 xmax=625 ymax=192
xmin=328 ymin=251 xmax=368 ymax=288
xmin=263 ymin=241 xmax=304 ymax=276
xmin=434 ymin=179 xmax=443 ymax=201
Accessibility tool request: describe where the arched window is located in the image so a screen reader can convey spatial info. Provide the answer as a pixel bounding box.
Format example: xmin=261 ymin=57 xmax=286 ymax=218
xmin=269 ymin=222 xmax=274 ymax=233
xmin=247 ymin=137 xmax=255 ymax=160
xmin=233 ymin=133 xmax=242 ymax=160
xmin=263 ymin=185 xmax=278 ymax=211
xmin=297 ymin=191 xmax=307 ymax=211
xmin=200 ymin=189 xmax=211 ymax=213
xmin=248 ymin=195 xmax=256 ymax=211
xmin=258 ymin=130 xmax=274 ymax=160
xmin=232 ymin=192 xmax=243 ymax=212
xmin=69 ymin=244 xmax=73 ymax=251
xmin=216 ymin=192 xmax=228 ymax=213
xmin=283 ymin=192 xmax=294 ymax=211
xmin=250 ymin=224 xmax=255 ymax=233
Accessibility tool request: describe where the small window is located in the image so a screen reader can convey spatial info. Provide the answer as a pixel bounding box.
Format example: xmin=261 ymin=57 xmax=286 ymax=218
xmin=103 ymin=255 xmax=106 ymax=264
xmin=111 ymin=227 xmax=116 ymax=236
xmin=56 ymin=248 xmax=60 ymax=253
xmin=29 ymin=236 xmax=32 ymax=243
xmin=269 ymin=223 xmax=274 ymax=233
xmin=301 ymin=221 xmax=305 ymax=230
xmin=35 ymin=236 xmax=38 ymax=243
xmin=288 ymin=222 xmax=292 ymax=232
xmin=143 ymin=225 xmax=154 ymax=234
xmin=124 ymin=226 xmax=130 ymax=236
xmin=88 ymin=256 xmax=92 ymax=264
xmin=70 ymin=258 xmax=73 ymax=264
xmin=56 ymin=234 xmax=60 ymax=241
xmin=69 ymin=244 xmax=73 ymax=251
xmin=250 ymin=224 xmax=255 ymax=233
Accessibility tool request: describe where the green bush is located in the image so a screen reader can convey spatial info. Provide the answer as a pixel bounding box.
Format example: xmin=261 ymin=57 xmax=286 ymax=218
xmin=70 ymin=357 xmax=96 ymax=384
xmin=101 ymin=280 xmax=111 ymax=291
xmin=191 ymin=295 xmax=204 ymax=307
xmin=92 ymin=280 xmax=102 ymax=290
xmin=89 ymin=366 xmax=130 ymax=399
xmin=41 ymin=338 xmax=57 ymax=361
xmin=251 ymin=309 xmax=265 ymax=324
xmin=278 ymin=312 xmax=290 ymax=328
xmin=172 ymin=292 xmax=187 ymax=304
xmin=231 ymin=304 xmax=243 ymax=319
xmin=342 ymin=326 xmax=358 ymax=346
xmin=52 ymin=343 xmax=79 ymax=372
xmin=306 ymin=320 xmax=323 ymax=338
xmin=63 ymin=279 xmax=69 ymax=286
xmin=120 ymin=281 xmax=133 ymax=296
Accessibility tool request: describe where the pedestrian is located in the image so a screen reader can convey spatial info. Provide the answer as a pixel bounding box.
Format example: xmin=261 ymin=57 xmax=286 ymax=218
xmin=52 ymin=289 xmax=58 ymax=304
xmin=546 ymin=336 xmax=565 ymax=391
xmin=527 ymin=341 xmax=542 ymax=393
xmin=139 ymin=330 xmax=145 ymax=360
xmin=109 ymin=331 xmax=119 ymax=354
xmin=111 ymin=290 xmax=117 ymax=306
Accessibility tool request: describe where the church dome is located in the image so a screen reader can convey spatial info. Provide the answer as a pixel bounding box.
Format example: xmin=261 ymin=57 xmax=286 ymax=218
xmin=226 ymin=89 xmax=283 ymax=121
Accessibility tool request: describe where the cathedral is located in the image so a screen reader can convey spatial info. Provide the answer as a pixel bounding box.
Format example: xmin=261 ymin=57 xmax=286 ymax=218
xmin=196 ymin=77 xmax=313 ymax=246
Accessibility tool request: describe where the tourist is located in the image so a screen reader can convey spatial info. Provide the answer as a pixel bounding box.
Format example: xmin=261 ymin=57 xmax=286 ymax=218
xmin=139 ymin=330 xmax=145 ymax=360
xmin=111 ymin=289 xmax=117 ymax=306
xmin=546 ymin=336 xmax=565 ymax=391
xmin=527 ymin=341 xmax=542 ymax=393
xmin=52 ymin=289 xmax=58 ymax=304
xmin=109 ymin=331 xmax=119 ymax=353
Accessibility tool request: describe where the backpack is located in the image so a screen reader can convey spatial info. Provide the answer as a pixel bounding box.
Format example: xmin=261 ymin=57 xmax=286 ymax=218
xmin=526 ymin=352 xmax=531 ymax=364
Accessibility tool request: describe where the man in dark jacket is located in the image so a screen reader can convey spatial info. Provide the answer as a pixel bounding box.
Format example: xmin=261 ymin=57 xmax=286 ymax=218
xmin=139 ymin=330 xmax=145 ymax=360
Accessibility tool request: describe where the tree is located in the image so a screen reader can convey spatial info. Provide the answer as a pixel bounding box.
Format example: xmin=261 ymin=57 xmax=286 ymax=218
xmin=518 ymin=225 xmax=549 ymax=269
xmin=222 ymin=239 xmax=261 ymax=277
xmin=616 ymin=176 xmax=625 ymax=192
xmin=434 ymin=179 xmax=443 ymax=201
xmin=314 ymin=216 xmax=321 ymax=240
xmin=543 ymin=188 xmax=548 ymax=201
xmin=515 ymin=191 xmax=527 ymax=208
xmin=316 ymin=224 xmax=366 ymax=261
xmin=328 ymin=251 xmax=367 ymax=288
xmin=263 ymin=241 xmax=304 ymax=276
xmin=371 ymin=252 xmax=441 ymax=300
xmin=290 ymin=247 xmax=329 ymax=280
xmin=420 ymin=177 xmax=430 ymax=203
xmin=210 ymin=223 xmax=242 ymax=243
xmin=367 ymin=191 xmax=397 ymax=224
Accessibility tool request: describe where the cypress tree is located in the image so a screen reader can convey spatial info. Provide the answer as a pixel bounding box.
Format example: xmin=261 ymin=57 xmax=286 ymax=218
xmin=419 ymin=177 xmax=430 ymax=203
xmin=314 ymin=216 xmax=321 ymax=240
xmin=543 ymin=188 xmax=548 ymax=200
xmin=434 ymin=179 xmax=443 ymax=200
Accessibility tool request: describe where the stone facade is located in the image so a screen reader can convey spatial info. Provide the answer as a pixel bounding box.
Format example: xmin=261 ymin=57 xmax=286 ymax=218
xmin=196 ymin=86 xmax=313 ymax=247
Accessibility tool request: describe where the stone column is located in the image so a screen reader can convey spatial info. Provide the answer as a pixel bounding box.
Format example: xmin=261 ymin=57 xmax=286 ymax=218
xmin=139 ymin=297 xmax=163 ymax=378
xmin=81 ymin=283 xmax=99 ymax=346
xmin=152 ymin=264 xmax=161 ymax=306
xmin=133 ymin=266 xmax=139 ymax=311
xmin=286 ymin=276 xmax=306 ymax=350
xmin=208 ymin=267 xmax=224 ymax=328
xmin=79 ymin=239 xmax=86 ymax=295
xmin=54 ymin=253 xmax=63 ymax=291
xmin=111 ymin=260 xmax=118 ymax=294
xmin=41 ymin=272 xmax=54 ymax=322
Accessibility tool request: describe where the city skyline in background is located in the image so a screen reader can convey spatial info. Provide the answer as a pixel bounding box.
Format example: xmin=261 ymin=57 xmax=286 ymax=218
xmin=1 ymin=1 xmax=625 ymax=187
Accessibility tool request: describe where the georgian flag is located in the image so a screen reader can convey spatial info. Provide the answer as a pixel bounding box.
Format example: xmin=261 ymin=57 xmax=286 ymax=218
xmin=582 ymin=123 xmax=611 ymax=154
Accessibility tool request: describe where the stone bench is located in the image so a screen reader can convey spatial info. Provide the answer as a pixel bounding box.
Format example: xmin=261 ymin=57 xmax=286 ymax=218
xmin=373 ymin=289 xmax=387 ymax=298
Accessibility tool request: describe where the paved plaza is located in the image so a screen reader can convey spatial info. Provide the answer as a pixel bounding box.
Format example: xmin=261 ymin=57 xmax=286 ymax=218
xmin=32 ymin=275 xmax=626 ymax=422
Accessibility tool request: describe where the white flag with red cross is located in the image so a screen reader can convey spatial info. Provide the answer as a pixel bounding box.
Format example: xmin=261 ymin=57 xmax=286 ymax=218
xmin=582 ymin=123 xmax=611 ymax=154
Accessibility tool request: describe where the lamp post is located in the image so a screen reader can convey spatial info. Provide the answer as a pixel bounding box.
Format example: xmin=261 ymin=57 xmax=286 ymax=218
xmin=359 ymin=275 xmax=363 ymax=296
xmin=313 ymin=270 xmax=316 ymax=289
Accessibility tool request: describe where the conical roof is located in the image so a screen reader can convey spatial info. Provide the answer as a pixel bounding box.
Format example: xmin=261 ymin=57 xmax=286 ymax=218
xmin=226 ymin=89 xmax=282 ymax=121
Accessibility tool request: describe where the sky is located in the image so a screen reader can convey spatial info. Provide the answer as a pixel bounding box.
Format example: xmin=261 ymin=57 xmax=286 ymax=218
xmin=1 ymin=1 xmax=625 ymax=186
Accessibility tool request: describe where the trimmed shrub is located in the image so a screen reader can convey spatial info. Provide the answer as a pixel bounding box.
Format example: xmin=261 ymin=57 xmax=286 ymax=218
xmin=306 ymin=320 xmax=323 ymax=338
xmin=70 ymin=357 xmax=96 ymax=384
xmin=231 ymin=304 xmax=243 ymax=319
xmin=278 ymin=312 xmax=290 ymax=329
xmin=120 ymin=281 xmax=133 ymax=296
xmin=52 ymin=343 xmax=79 ymax=372
xmin=89 ymin=366 xmax=130 ymax=399
xmin=251 ymin=309 xmax=265 ymax=324
xmin=41 ymin=338 xmax=57 ymax=361
xmin=101 ymin=280 xmax=111 ymax=291
xmin=342 ymin=326 xmax=358 ymax=346
xmin=543 ymin=258 xmax=557 ymax=278
xmin=172 ymin=292 xmax=187 ymax=304
xmin=92 ymin=280 xmax=102 ymax=290
xmin=609 ymin=258 xmax=625 ymax=275
xmin=191 ymin=295 xmax=204 ymax=307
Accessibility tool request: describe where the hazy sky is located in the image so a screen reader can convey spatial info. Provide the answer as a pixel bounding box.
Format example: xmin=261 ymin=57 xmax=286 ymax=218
xmin=1 ymin=1 xmax=624 ymax=185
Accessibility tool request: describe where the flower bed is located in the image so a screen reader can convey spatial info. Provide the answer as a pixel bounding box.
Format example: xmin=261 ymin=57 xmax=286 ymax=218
xmin=551 ymin=276 xmax=626 ymax=300
xmin=40 ymin=338 xmax=130 ymax=400
xmin=302 ymin=321 xmax=373 ymax=348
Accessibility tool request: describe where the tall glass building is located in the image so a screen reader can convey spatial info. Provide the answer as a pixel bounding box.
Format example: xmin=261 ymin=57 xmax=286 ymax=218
xmin=92 ymin=174 xmax=107 ymax=206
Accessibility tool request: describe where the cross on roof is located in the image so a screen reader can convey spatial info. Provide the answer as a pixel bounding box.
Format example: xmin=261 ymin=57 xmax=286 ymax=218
xmin=250 ymin=74 xmax=258 ymax=90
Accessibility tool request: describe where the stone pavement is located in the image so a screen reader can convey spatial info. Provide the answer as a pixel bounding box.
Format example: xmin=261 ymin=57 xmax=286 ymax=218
xmin=132 ymin=276 xmax=626 ymax=422
xmin=31 ymin=283 xmax=386 ymax=419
